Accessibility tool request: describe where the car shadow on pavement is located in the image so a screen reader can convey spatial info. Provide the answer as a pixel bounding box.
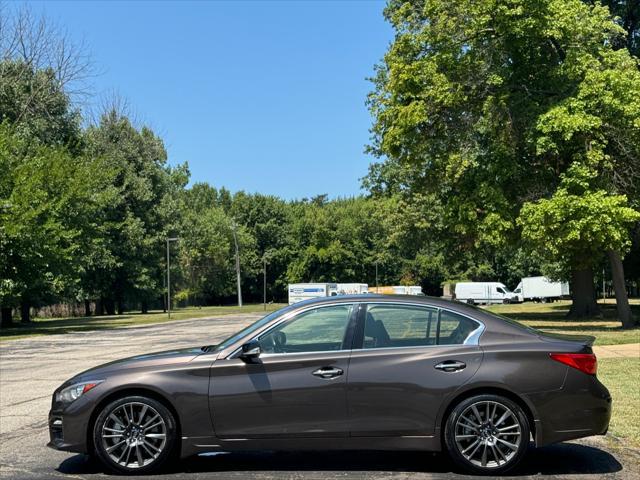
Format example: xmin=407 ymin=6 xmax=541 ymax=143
xmin=57 ymin=442 xmax=623 ymax=477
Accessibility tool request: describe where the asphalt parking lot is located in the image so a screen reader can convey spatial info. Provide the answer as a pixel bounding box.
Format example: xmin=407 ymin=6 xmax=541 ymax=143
xmin=1 ymin=314 xmax=638 ymax=480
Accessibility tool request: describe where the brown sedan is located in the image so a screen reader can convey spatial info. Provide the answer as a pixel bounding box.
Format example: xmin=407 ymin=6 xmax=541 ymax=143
xmin=48 ymin=295 xmax=611 ymax=475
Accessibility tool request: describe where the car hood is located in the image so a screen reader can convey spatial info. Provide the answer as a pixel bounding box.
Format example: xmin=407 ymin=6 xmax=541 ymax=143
xmin=68 ymin=346 xmax=207 ymax=384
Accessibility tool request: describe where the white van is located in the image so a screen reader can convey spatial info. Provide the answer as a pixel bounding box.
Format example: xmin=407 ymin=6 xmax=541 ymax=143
xmin=336 ymin=283 xmax=369 ymax=295
xmin=454 ymin=282 xmax=515 ymax=305
xmin=287 ymin=283 xmax=338 ymax=305
xmin=512 ymin=276 xmax=570 ymax=303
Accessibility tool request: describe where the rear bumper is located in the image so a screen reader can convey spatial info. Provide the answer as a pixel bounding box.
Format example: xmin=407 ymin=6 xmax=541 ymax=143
xmin=525 ymin=370 xmax=611 ymax=446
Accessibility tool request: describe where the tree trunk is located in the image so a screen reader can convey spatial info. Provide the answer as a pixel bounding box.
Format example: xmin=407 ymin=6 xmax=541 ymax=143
xmin=0 ymin=307 xmax=13 ymax=328
xmin=568 ymin=267 xmax=601 ymax=318
xmin=20 ymin=300 xmax=31 ymax=323
xmin=105 ymin=299 xmax=116 ymax=316
xmin=84 ymin=299 xmax=91 ymax=317
xmin=608 ymin=250 xmax=636 ymax=328
xmin=116 ymin=301 xmax=124 ymax=315
xmin=141 ymin=300 xmax=148 ymax=314
xmin=96 ymin=298 xmax=104 ymax=316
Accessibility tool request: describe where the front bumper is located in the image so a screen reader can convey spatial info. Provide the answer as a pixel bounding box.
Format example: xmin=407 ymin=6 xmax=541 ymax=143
xmin=47 ymin=411 xmax=88 ymax=453
xmin=47 ymin=389 xmax=98 ymax=454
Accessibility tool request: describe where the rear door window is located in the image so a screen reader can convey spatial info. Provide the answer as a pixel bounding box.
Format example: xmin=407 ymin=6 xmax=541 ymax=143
xmin=363 ymin=304 xmax=438 ymax=349
xmin=361 ymin=304 xmax=481 ymax=349
xmin=438 ymin=309 xmax=481 ymax=345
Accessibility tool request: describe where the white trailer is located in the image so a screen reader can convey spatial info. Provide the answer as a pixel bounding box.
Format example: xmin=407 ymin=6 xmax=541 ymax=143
xmin=454 ymin=282 xmax=516 ymax=305
xmin=512 ymin=276 xmax=569 ymax=303
xmin=405 ymin=286 xmax=424 ymax=296
xmin=288 ymin=283 xmax=338 ymax=305
xmin=336 ymin=283 xmax=369 ymax=295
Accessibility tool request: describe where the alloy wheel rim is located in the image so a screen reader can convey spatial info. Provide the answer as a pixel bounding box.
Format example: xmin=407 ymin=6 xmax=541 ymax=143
xmin=101 ymin=402 xmax=167 ymax=469
xmin=454 ymin=400 xmax=522 ymax=469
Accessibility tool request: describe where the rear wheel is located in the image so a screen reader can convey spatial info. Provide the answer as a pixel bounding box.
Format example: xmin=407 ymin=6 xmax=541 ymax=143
xmin=93 ymin=395 xmax=177 ymax=474
xmin=444 ymin=394 xmax=529 ymax=475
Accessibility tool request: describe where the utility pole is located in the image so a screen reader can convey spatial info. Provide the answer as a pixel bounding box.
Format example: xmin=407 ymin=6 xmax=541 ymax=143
xmin=375 ymin=260 xmax=379 ymax=293
xmin=263 ymin=256 xmax=268 ymax=311
xmin=231 ymin=221 xmax=242 ymax=307
xmin=166 ymin=237 xmax=178 ymax=319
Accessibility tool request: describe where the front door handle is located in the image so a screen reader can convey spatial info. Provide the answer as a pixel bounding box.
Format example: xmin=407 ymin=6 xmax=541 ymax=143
xmin=434 ymin=360 xmax=466 ymax=372
xmin=312 ymin=367 xmax=344 ymax=379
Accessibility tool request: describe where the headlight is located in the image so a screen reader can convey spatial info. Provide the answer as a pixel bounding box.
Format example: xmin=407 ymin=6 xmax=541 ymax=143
xmin=56 ymin=380 xmax=103 ymax=404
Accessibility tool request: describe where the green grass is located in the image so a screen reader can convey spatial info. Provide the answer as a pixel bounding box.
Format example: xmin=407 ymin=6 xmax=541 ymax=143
xmin=0 ymin=304 xmax=286 ymax=341
xmin=487 ymin=300 xmax=640 ymax=346
xmin=598 ymin=357 xmax=640 ymax=448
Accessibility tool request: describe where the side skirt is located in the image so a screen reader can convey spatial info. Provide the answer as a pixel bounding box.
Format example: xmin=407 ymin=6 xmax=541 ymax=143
xmin=181 ymin=435 xmax=441 ymax=458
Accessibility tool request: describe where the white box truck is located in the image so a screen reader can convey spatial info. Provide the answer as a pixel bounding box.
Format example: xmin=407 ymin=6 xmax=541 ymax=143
xmin=288 ymin=283 xmax=338 ymax=305
xmin=454 ymin=282 xmax=516 ymax=305
xmin=512 ymin=276 xmax=569 ymax=303
xmin=336 ymin=283 xmax=369 ymax=295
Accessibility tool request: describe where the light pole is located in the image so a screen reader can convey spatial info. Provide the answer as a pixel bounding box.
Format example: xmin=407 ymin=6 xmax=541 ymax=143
xmin=263 ymin=255 xmax=268 ymax=311
xmin=231 ymin=221 xmax=242 ymax=307
xmin=166 ymin=237 xmax=178 ymax=319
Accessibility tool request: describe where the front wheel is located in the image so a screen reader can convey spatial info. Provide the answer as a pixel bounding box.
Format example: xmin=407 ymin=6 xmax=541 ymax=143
xmin=93 ymin=395 xmax=177 ymax=474
xmin=444 ymin=394 xmax=529 ymax=475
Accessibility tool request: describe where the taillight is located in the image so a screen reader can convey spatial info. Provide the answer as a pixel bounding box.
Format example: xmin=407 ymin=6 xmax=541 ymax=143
xmin=550 ymin=353 xmax=597 ymax=375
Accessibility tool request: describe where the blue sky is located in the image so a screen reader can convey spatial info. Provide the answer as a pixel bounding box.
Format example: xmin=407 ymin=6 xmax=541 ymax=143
xmin=34 ymin=1 xmax=392 ymax=199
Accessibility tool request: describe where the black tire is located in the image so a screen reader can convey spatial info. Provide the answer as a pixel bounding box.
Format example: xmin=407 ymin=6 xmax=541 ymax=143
xmin=466 ymin=299 xmax=475 ymax=305
xmin=444 ymin=394 xmax=529 ymax=475
xmin=92 ymin=395 xmax=178 ymax=475
xmin=503 ymin=299 xmax=511 ymax=304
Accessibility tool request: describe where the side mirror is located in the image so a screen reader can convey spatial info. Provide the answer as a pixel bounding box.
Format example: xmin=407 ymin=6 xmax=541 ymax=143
xmin=240 ymin=340 xmax=261 ymax=359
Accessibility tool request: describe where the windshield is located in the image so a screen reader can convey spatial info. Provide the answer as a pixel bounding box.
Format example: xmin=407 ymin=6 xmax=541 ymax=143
xmin=213 ymin=306 xmax=292 ymax=352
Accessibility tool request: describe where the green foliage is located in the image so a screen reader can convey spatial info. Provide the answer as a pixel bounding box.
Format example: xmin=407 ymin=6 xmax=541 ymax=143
xmin=0 ymin=123 xmax=115 ymax=308
xmin=3 ymin=0 xmax=640 ymax=319
xmin=366 ymin=0 xmax=640 ymax=290
xmin=0 ymin=61 xmax=81 ymax=147
xmin=519 ymin=163 xmax=640 ymax=270
xmin=81 ymin=110 xmax=188 ymax=310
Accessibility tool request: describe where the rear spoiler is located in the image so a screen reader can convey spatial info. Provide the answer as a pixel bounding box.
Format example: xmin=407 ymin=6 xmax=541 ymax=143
xmin=538 ymin=331 xmax=595 ymax=347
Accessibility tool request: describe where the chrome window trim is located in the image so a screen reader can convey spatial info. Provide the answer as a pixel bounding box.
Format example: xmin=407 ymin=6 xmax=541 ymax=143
xmin=224 ymin=302 xmax=358 ymax=359
xmin=258 ymin=349 xmax=352 ymax=359
xmin=222 ymin=300 xmax=485 ymax=360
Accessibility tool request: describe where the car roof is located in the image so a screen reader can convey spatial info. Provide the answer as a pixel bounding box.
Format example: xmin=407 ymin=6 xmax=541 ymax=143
xmin=292 ymin=294 xmax=460 ymax=308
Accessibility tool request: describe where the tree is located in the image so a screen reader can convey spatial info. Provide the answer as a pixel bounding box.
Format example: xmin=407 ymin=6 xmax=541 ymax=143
xmin=366 ymin=0 xmax=640 ymax=318
xmin=519 ymin=164 xmax=639 ymax=321
xmin=0 ymin=123 xmax=114 ymax=324
xmin=83 ymin=110 xmax=187 ymax=314
xmin=0 ymin=5 xmax=94 ymax=97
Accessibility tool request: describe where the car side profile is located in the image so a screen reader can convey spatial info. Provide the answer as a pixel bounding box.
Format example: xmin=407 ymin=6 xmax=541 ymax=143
xmin=48 ymin=295 xmax=611 ymax=475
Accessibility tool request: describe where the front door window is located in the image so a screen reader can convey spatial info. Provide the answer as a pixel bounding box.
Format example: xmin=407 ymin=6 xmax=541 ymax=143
xmin=259 ymin=304 xmax=353 ymax=354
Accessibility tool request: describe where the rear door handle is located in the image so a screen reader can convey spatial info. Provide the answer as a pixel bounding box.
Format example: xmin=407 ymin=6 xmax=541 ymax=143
xmin=434 ymin=360 xmax=466 ymax=372
xmin=312 ymin=367 xmax=344 ymax=379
